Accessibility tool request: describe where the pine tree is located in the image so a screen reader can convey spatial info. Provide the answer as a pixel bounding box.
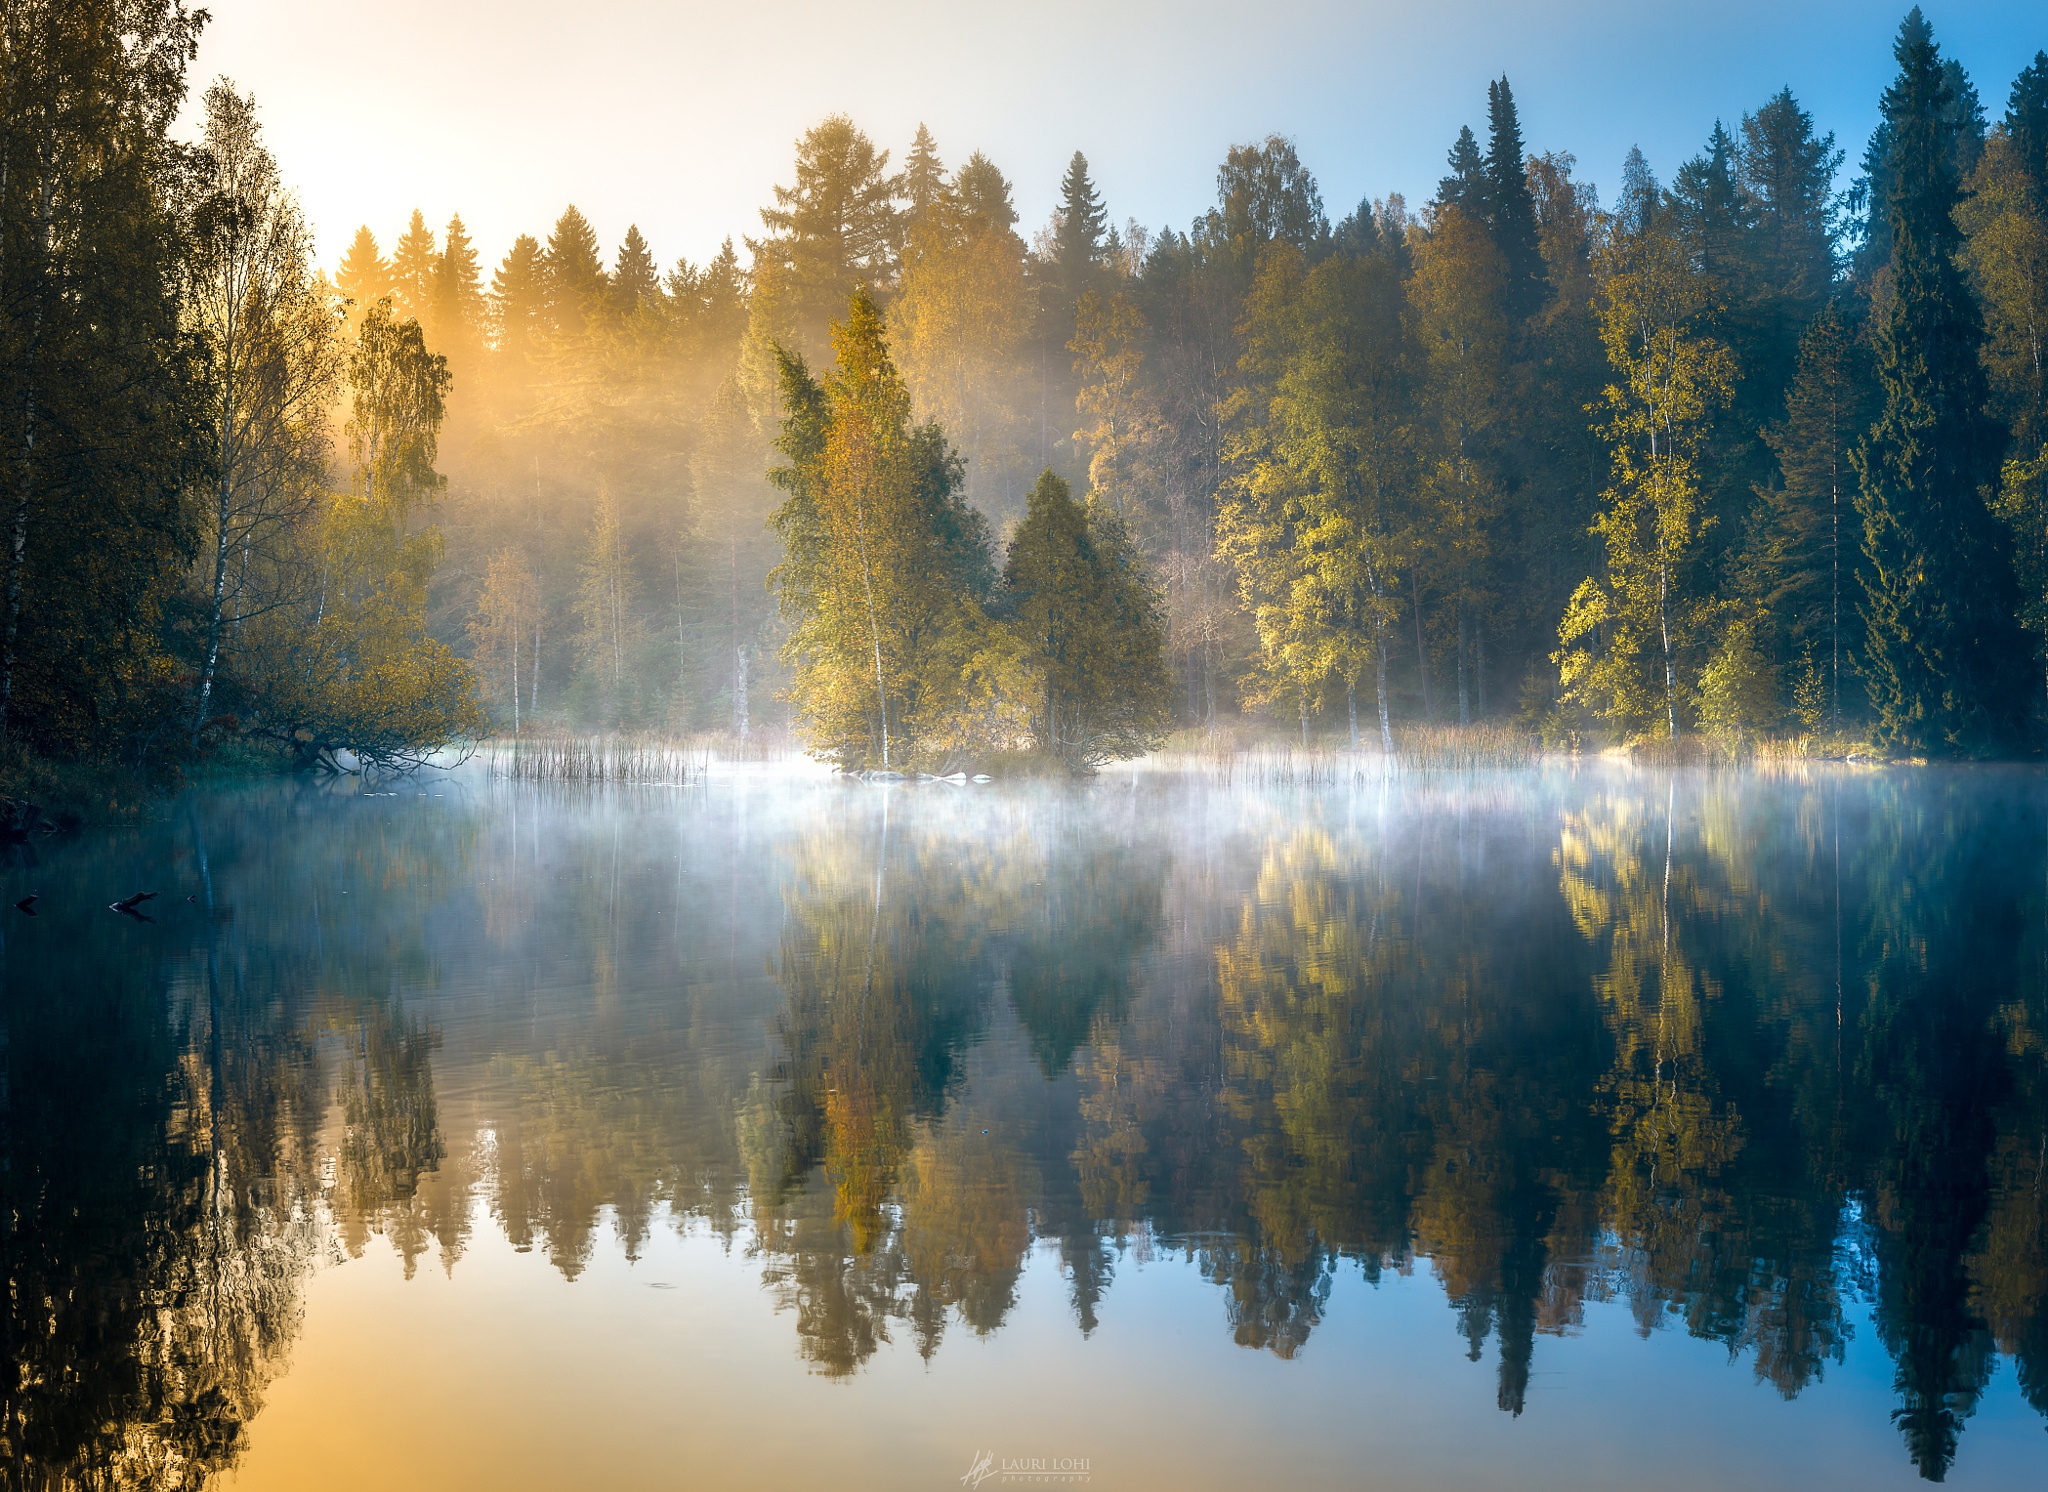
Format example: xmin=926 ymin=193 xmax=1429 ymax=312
xmin=1853 ymin=8 xmax=2026 ymax=752
xmin=1964 ymin=71 xmax=2048 ymax=709
xmin=1410 ymin=207 xmax=1509 ymax=725
xmin=389 ymin=208 xmax=438 ymax=324
xmin=1670 ymin=123 xmax=1747 ymax=288
xmin=1484 ymin=78 xmax=1546 ymax=318
xmin=1737 ymin=90 xmax=1843 ymax=417
xmin=1739 ymin=90 xmax=1841 ymax=305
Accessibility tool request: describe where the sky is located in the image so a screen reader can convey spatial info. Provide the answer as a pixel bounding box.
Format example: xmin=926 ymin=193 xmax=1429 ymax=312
xmin=182 ymin=0 xmax=2048 ymax=277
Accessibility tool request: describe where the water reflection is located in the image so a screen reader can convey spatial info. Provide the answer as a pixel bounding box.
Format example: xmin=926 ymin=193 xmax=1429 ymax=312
xmin=3 ymin=769 xmax=2046 ymax=1484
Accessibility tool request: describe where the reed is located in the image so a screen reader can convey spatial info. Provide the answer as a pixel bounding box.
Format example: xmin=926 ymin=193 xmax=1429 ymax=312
xmin=1140 ymin=723 xmax=1548 ymax=787
xmin=479 ymin=735 xmax=710 ymax=785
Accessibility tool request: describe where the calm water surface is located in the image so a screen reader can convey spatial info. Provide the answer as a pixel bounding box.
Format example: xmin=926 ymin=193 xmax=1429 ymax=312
xmin=5 ymin=764 xmax=2047 ymax=1489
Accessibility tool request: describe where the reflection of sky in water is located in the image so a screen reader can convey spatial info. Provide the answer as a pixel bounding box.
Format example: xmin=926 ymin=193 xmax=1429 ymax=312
xmin=8 ymin=764 xmax=2048 ymax=1489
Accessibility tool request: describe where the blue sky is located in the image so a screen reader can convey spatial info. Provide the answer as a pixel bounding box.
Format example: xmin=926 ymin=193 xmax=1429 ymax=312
xmin=187 ymin=0 xmax=2046 ymax=274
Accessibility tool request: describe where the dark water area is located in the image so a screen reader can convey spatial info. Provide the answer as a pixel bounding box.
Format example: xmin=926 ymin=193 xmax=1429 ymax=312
xmin=4 ymin=765 xmax=2046 ymax=1489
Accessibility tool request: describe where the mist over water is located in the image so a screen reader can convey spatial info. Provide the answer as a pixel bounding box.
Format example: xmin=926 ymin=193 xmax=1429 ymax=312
xmin=6 ymin=764 xmax=2048 ymax=1489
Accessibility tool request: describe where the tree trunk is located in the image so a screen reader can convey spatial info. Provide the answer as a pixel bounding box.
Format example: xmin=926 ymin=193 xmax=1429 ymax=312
xmin=1347 ymin=679 xmax=1358 ymax=751
xmin=1376 ymin=631 xmax=1393 ymax=753
xmin=1456 ymin=602 xmax=1470 ymax=727
xmin=1412 ymin=570 xmax=1433 ymax=719
xmin=0 ymin=181 xmax=54 ymax=742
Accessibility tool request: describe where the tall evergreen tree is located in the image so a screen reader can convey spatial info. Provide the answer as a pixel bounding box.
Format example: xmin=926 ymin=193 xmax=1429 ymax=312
xmin=1853 ymin=8 xmax=2026 ymax=752
xmin=543 ymin=204 xmax=606 ymax=337
xmin=768 ymin=289 xmax=1002 ymax=770
xmin=611 ymin=224 xmax=660 ymax=314
xmin=1484 ymin=78 xmax=1546 ymax=318
xmin=431 ymin=213 xmax=484 ymax=357
xmin=1670 ymin=123 xmax=1748 ymax=288
xmin=1055 ymin=151 xmax=1108 ymax=285
xmin=489 ymin=234 xmax=547 ymax=361
xmin=901 ymin=123 xmax=951 ymax=234
xmin=389 ymin=208 xmax=438 ymax=324
xmin=2009 ymin=51 xmax=2048 ymax=190
xmin=749 ymin=116 xmax=900 ymax=363
xmin=1853 ymin=11 xmax=1989 ymax=281
xmin=1438 ymin=126 xmax=1487 ymax=218
xmin=1752 ymin=302 xmax=1874 ymax=729
xmin=955 ymin=151 xmax=1019 ymax=237
xmin=335 ymin=225 xmax=391 ymax=323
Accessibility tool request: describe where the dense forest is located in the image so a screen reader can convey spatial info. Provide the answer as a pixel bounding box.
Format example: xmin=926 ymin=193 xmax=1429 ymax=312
xmin=5 ymin=4 xmax=2048 ymax=777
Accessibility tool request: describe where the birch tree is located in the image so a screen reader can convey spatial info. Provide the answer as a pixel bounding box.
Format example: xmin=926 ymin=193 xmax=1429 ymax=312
xmin=184 ymin=80 xmax=339 ymax=742
xmin=1556 ymin=223 xmax=1735 ymax=738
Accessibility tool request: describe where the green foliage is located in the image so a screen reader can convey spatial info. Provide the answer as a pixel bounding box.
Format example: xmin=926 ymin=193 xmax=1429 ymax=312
xmin=1854 ymin=12 xmax=2029 ymax=754
xmin=230 ymin=301 xmax=482 ymax=770
xmin=769 ymin=290 xmax=1012 ymax=771
xmin=0 ymin=0 xmax=206 ymax=776
xmin=1000 ymin=472 xmax=1171 ymax=769
xmin=1697 ymin=614 xmax=1780 ymax=742
xmin=1555 ymin=221 xmax=1737 ymax=738
xmin=1218 ymin=242 xmax=1412 ymax=748
xmin=1749 ymin=302 xmax=1872 ymax=731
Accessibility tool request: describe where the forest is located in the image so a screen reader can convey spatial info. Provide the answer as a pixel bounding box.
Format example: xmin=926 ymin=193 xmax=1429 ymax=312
xmin=4 ymin=4 xmax=2048 ymax=783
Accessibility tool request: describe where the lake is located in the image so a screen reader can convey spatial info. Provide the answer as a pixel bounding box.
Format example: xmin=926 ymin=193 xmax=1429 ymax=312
xmin=4 ymin=762 xmax=2046 ymax=1489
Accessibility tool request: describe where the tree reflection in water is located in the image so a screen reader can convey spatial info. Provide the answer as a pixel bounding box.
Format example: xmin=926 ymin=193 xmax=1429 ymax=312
xmin=3 ymin=770 xmax=2046 ymax=1484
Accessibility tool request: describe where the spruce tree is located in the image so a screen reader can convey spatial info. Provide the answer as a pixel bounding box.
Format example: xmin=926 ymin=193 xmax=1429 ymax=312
xmin=1000 ymin=470 xmax=1170 ymax=768
xmin=489 ymin=234 xmax=548 ymax=359
xmin=1754 ymin=302 xmax=1874 ymax=730
xmin=611 ymin=224 xmax=660 ymax=314
xmin=954 ymin=152 xmax=1019 ymax=237
xmin=1853 ymin=11 xmax=1988 ymax=281
xmin=749 ymin=116 xmax=900 ymax=360
xmin=389 ymin=208 xmax=438 ymax=323
xmin=432 ymin=214 xmax=484 ymax=343
xmin=1056 ymin=151 xmax=1108 ymax=282
xmin=2007 ymin=51 xmax=2048 ymax=191
xmin=544 ymin=205 xmax=606 ymax=335
xmin=1483 ymin=78 xmax=1546 ymax=317
xmin=1437 ymin=126 xmax=1487 ymax=218
xmin=901 ymin=123 xmax=951 ymax=234
xmin=335 ymin=225 xmax=391 ymax=319
xmin=1853 ymin=9 xmax=2026 ymax=753
xmin=1670 ymin=123 xmax=1746 ymax=287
